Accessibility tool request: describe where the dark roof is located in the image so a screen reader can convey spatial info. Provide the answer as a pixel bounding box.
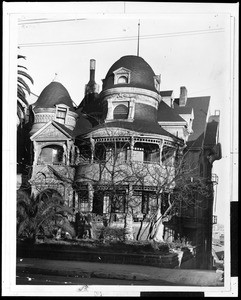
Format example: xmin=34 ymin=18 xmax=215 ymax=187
xmin=53 ymin=121 xmax=74 ymax=137
xmin=160 ymin=90 xmax=173 ymax=97
xmin=78 ymin=93 xmax=102 ymax=115
xmin=33 ymin=82 xmax=75 ymax=112
xmin=173 ymin=104 xmax=193 ymax=115
xmin=102 ymin=55 xmax=157 ymax=93
xmin=73 ymin=111 xmax=93 ymax=137
xmin=204 ymin=115 xmax=219 ymax=147
xmin=157 ymin=101 xmax=186 ymax=122
xmin=174 ymin=96 xmax=210 ymax=148
xmin=91 ymin=119 xmax=179 ymax=140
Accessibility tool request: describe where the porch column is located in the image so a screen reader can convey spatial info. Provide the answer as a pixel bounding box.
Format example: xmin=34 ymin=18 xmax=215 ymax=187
xmin=88 ymin=182 xmax=94 ymax=212
xmin=124 ymin=184 xmax=134 ymax=240
xmin=159 ymin=140 xmax=164 ymax=164
xmin=130 ymin=136 xmax=134 ymax=161
xmin=33 ymin=141 xmax=41 ymax=165
xmin=90 ymin=136 xmax=95 ymax=163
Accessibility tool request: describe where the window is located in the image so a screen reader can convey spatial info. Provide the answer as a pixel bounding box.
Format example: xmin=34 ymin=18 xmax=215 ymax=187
xmin=161 ymin=147 xmax=174 ymax=163
xmin=141 ymin=192 xmax=149 ymax=214
xmin=111 ymin=192 xmax=126 ymax=213
xmin=92 ymin=191 xmax=104 ymax=214
xmin=113 ymin=67 xmax=131 ymax=85
xmin=94 ymin=143 xmax=106 ymax=161
xmin=56 ymin=107 xmax=67 ymax=124
xmin=117 ymin=76 xmax=128 ymax=84
xmin=38 ymin=145 xmax=64 ymax=165
xmin=144 ymin=149 xmax=160 ymax=163
xmin=161 ymin=193 xmax=169 ymax=215
xmin=78 ymin=189 xmax=89 ymax=212
xmin=113 ymin=104 xmax=129 ymax=119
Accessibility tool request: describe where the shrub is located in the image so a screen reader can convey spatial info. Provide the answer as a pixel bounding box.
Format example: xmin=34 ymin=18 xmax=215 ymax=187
xmin=96 ymin=225 xmax=125 ymax=242
xmin=167 ymin=237 xmax=192 ymax=250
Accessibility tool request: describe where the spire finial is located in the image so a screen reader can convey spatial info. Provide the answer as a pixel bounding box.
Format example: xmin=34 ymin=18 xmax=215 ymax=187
xmin=52 ymin=73 xmax=58 ymax=82
xmin=137 ymin=20 xmax=140 ymax=56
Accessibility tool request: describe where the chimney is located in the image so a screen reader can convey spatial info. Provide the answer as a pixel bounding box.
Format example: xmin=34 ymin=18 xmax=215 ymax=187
xmin=89 ymin=59 xmax=96 ymax=82
xmin=85 ymin=59 xmax=99 ymax=95
xmin=179 ymin=86 xmax=187 ymax=107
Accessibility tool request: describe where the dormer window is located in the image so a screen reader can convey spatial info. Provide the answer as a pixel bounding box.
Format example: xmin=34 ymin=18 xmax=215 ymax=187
xmin=113 ymin=67 xmax=131 ymax=85
xmin=55 ymin=104 xmax=69 ymax=124
xmin=117 ymin=76 xmax=128 ymax=84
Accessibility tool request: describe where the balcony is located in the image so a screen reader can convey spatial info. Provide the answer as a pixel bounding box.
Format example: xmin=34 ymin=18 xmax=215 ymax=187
xmin=75 ymin=160 xmax=175 ymax=187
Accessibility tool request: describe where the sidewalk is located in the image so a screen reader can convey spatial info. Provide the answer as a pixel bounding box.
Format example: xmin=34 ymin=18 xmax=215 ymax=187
xmin=17 ymin=257 xmax=224 ymax=286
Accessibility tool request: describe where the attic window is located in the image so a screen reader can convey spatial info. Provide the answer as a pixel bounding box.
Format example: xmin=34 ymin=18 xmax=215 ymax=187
xmin=56 ymin=106 xmax=67 ymax=124
xmin=113 ymin=67 xmax=131 ymax=85
xmin=117 ymin=76 xmax=128 ymax=84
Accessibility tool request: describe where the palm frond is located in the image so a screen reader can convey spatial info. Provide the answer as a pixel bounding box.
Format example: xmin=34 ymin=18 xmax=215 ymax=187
xmin=18 ymin=55 xmax=26 ymax=60
xmin=18 ymin=70 xmax=34 ymax=84
xmin=18 ymin=65 xmax=28 ymax=70
xmin=18 ymin=77 xmax=31 ymax=95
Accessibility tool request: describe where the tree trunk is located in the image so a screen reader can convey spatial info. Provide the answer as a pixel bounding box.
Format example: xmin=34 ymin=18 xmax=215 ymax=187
xmin=136 ymin=214 xmax=147 ymax=241
xmin=153 ymin=220 xmax=164 ymax=242
xmin=149 ymin=207 xmax=164 ymax=242
xmin=124 ymin=212 xmax=134 ymax=241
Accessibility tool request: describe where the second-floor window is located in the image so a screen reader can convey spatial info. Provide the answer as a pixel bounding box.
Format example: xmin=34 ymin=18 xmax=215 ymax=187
xmin=113 ymin=104 xmax=129 ymax=119
xmin=37 ymin=145 xmax=64 ymax=165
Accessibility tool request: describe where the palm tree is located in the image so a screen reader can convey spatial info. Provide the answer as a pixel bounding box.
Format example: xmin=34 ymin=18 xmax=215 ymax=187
xmin=17 ymin=189 xmax=75 ymax=243
xmin=17 ymin=54 xmax=34 ymax=127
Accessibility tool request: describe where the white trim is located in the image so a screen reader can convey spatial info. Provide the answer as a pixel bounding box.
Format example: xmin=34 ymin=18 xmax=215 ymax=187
xmin=101 ymin=86 xmax=161 ymax=103
xmin=113 ymin=67 xmax=131 ymax=84
xmin=86 ymin=126 xmax=176 ymax=144
xmin=30 ymin=120 xmax=72 ymax=140
xmin=158 ymin=121 xmax=186 ymax=126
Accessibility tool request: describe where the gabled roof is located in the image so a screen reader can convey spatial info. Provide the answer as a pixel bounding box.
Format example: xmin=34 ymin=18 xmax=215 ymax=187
xmin=73 ymin=110 xmax=93 ymax=137
xmin=174 ymin=96 xmax=210 ymax=148
xmin=157 ymin=101 xmax=186 ymax=123
xmin=30 ymin=120 xmax=74 ymax=140
xmin=54 ymin=121 xmax=74 ymax=137
xmin=173 ymin=104 xmax=193 ymax=115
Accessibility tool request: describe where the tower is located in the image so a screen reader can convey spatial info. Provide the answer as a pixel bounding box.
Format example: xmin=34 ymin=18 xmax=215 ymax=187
xmin=28 ymin=82 xmax=79 ymax=206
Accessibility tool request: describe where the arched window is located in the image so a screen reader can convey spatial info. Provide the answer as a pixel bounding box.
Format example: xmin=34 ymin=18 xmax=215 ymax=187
xmin=113 ymin=104 xmax=128 ymax=119
xmin=38 ymin=145 xmax=64 ymax=165
xmin=117 ymin=76 xmax=128 ymax=84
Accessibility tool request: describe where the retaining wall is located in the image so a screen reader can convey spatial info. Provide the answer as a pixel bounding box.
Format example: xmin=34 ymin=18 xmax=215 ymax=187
xmin=17 ymin=243 xmax=180 ymax=269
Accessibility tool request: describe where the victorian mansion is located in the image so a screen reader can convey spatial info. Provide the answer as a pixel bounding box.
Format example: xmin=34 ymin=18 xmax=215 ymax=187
xmin=17 ymin=55 xmax=221 ymax=269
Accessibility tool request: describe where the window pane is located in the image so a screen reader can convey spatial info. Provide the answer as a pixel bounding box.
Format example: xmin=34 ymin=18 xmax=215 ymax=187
xmin=38 ymin=145 xmax=63 ymax=165
xmin=117 ymin=76 xmax=128 ymax=84
xmin=92 ymin=191 xmax=104 ymax=214
xmin=113 ymin=104 xmax=128 ymax=119
xmin=111 ymin=193 xmax=125 ymax=213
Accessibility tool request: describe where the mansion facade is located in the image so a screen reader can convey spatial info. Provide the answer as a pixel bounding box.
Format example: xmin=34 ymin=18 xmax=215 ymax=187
xmin=17 ymin=55 xmax=221 ymax=269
